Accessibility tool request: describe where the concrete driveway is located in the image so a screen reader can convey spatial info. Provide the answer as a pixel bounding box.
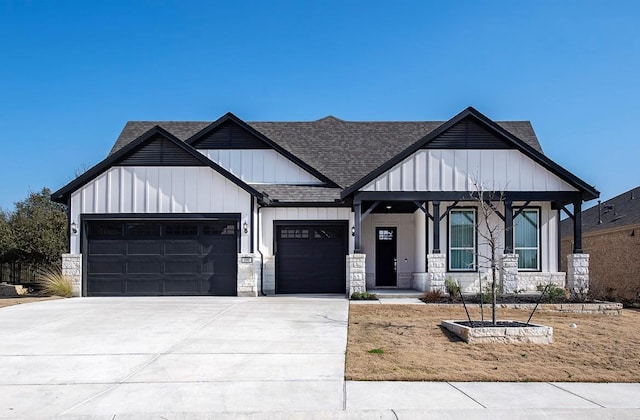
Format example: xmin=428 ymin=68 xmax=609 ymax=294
xmin=0 ymin=296 xmax=348 ymax=417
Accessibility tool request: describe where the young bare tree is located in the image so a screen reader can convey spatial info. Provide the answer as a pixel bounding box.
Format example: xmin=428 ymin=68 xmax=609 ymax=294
xmin=470 ymin=179 xmax=507 ymax=326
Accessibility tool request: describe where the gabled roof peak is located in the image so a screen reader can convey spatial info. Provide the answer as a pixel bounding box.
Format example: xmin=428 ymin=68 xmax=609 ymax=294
xmin=315 ymin=115 xmax=345 ymax=123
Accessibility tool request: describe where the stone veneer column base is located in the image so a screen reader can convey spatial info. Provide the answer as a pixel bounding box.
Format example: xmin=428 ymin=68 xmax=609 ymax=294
xmin=237 ymin=253 xmax=259 ymax=297
xmin=427 ymin=254 xmax=446 ymax=292
xmin=62 ymin=253 xmax=82 ymax=297
xmin=500 ymin=253 xmax=519 ymax=293
xmin=567 ymin=253 xmax=590 ymax=298
xmin=346 ymin=254 xmax=366 ymax=297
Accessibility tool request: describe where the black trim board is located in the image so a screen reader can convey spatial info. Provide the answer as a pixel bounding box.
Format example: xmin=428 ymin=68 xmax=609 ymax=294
xmin=51 ymin=126 xmax=266 ymax=204
xmin=185 ymin=112 xmax=339 ymax=188
xmin=353 ymin=191 xmax=584 ymax=204
xmin=341 ymin=107 xmax=599 ymax=201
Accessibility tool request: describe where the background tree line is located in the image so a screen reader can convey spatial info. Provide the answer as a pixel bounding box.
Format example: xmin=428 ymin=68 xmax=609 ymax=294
xmin=0 ymin=188 xmax=67 ymax=283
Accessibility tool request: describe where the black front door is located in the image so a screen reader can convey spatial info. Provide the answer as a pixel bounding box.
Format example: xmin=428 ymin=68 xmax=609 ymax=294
xmin=375 ymin=227 xmax=397 ymax=286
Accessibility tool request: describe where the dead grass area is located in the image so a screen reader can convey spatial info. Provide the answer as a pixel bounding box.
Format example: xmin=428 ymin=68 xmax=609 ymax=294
xmin=346 ymin=304 xmax=640 ymax=382
xmin=0 ymin=295 xmax=62 ymax=309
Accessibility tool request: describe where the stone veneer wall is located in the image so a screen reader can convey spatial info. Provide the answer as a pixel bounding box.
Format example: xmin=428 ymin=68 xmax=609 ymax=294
xmin=346 ymin=254 xmax=366 ymax=297
xmin=426 ymin=254 xmax=446 ymax=292
xmin=500 ymin=254 xmax=519 ymax=293
xmin=567 ymin=253 xmax=590 ymax=298
xmin=62 ymin=253 xmax=82 ymax=297
xmin=237 ymin=253 xmax=259 ymax=297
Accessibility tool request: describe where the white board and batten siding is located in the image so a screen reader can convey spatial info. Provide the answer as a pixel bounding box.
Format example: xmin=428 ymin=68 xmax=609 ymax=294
xmin=201 ymin=149 xmax=322 ymax=185
xmin=363 ymin=149 xmax=578 ymax=192
xmin=69 ymin=166 xmax=253 ymax=254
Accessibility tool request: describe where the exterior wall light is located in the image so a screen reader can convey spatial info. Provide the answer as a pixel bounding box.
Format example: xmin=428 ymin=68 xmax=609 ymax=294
xmin=70 ymin=222 xmax=78 ymax=234
xmin=351 ymin=226 xmax=356 ymax=236
xmin=242 ymin=221 xmax=249 ymax=234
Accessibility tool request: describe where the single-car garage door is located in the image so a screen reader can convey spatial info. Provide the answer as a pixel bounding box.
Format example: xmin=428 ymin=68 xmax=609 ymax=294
xmin=85 ymin=219 xmax=238 ymax=296
xmin=275 ymin=223 xmax=347 ymax=294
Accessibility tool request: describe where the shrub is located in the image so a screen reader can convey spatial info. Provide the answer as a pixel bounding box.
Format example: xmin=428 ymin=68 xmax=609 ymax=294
xmin=444 ymin=277 xmax=461 ymax=301
xmin=422 ymin=289 xmax=442 ymax=302
xmin=350 ymin=291 xmax=378 ymax=300
xmin=478 ymin=283 xmax=492 ymax=304
xmin=537 ymin=283 xmax=567 ymax=303
xmin=37 ymin=266 xmax=73 ymax=298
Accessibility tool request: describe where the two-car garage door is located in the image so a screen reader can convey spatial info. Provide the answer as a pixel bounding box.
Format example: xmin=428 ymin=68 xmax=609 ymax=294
xmin=85 ymin=219 xmax=238 ymax=296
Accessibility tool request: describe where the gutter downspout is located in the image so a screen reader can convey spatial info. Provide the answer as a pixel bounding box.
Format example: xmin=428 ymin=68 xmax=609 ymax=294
xmin=257 ymin=203 xmax=266 ymax=296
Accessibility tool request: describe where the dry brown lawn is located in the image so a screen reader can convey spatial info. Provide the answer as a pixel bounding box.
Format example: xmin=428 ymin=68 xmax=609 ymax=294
xmin=0 ymin=295 xmax=62 ymax=309
xmin=346 ymin=304 xmax=640 ymax=382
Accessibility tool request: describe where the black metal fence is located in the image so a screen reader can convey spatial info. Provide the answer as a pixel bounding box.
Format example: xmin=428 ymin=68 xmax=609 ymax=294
xmin=0 ymin=262 xmax=42 ymax=285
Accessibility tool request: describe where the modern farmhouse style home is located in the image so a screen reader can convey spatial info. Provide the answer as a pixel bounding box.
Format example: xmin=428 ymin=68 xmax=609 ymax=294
xmin=52 ymin=107 xmax=598 ymax=297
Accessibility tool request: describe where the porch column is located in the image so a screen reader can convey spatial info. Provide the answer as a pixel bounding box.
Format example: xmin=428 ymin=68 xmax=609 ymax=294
xmin=504 ymin=200 xmax=513 ymax=253
xmin=573 ymin=200 xmax=583 ymax=253
xmin=354 ymin=201 xmax=362 ymax=253
xmin=432 ymin=201 xmax=441 ymax=253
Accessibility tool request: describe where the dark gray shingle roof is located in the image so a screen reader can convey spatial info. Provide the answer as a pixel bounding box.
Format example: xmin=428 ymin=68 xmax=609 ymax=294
xmin=111 ymin=117 xmax=542 ymax=189
xmin=249 ymin=184 xmax=342 ymax=203
xmin=561 ymin=186 xmax=640 ymax=237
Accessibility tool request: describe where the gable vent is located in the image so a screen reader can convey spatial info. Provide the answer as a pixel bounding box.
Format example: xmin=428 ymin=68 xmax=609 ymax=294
xmin=118 ymin=136 xmax=205 ymax=166
xmin=192 ymin=121 xmax=271 ymax=149
xmin=423 ymin=117 xmax=514 ymax=149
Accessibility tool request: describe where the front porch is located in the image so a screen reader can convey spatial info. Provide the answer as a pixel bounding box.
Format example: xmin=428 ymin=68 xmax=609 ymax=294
xmin=347 ymin=192 xmax=589 ymax=298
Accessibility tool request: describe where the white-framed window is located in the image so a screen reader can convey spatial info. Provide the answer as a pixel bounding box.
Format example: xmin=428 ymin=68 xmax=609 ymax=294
xmin=448 ymin=209 xmax=476 ymax=271
xmin=514 ymin=208 xmax=540 ymax=270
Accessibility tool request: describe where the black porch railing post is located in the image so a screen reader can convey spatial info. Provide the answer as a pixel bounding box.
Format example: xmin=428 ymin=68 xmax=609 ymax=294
xmin=432 ymin=201 xmax=441 ymax=253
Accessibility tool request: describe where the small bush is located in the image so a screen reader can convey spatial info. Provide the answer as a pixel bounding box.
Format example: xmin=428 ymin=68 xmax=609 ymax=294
xmin=537 ymin=283 xmax=567 ymax=303
xmin=478 ymin=284 xmax=493 ymax=304
xmin=37 ymin=266 xmax=73 ymax=298
xmin=444 ymin=277 xmax=461 ymax=301
xmin=350 ymin=291 xmax=378 ymax=300
xmin=545 ymin=284 xmax=568 ymax=303
xmin=367 ymin=348 xmax=385 ymax=354
xmin=422 ymin=290 xmax=442 ymax=302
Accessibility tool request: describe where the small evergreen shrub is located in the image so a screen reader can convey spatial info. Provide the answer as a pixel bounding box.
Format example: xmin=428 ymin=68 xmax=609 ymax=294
xmin=350 ymin=291 xmax=378 ymax=300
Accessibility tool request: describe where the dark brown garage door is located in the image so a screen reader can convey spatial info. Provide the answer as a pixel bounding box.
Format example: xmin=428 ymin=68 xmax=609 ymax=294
xmin=275 ymin=223 xmax=347 ymax=294
xmin=85 ymin=219 xmax=238 ymax=296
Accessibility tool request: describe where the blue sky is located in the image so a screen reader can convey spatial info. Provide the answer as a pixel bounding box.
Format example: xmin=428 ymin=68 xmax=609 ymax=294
xmin=1 ymin=0 xmax=638 ymax=210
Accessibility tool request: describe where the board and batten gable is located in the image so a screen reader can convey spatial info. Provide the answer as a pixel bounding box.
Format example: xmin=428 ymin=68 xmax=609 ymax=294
xmin=69 ymin=166 xmax=253 ymax=254
xmin=199 ymin=149 xmax=322 ymax=185
xmin=362 ymin=149 xmax=579 ymax=192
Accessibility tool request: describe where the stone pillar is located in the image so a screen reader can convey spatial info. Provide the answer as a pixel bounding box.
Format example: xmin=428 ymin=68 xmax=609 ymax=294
xmin=237 ymin=253 xmax=259 ymax=297
xmin=426 ymin=253 xmax=446 ymax=292
xmin=500 ymin=253 xmax=519 ymax=293
xmin=61 ymin=253 xmax=82 ymax=297
xmin=346 ymin=254 xmax=366 ymax=297
xmin=567 ymin=253 xmax=589 ymax=298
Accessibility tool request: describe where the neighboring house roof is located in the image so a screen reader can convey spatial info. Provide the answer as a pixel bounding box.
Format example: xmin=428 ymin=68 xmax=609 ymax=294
xmin=561 ymin=186 xmax=640 ymax=238
xmin=110 ymin=115 xmax=542 ymax=189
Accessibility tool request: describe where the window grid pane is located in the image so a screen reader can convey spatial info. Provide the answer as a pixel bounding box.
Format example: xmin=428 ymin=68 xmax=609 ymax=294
xmin=514 ymin=209 xmax=539 ymax=270
xmin=449 ymin=210 xmax=476 ymax=270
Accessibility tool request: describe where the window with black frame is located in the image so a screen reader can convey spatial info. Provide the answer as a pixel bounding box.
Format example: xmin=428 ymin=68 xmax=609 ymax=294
xmin=514 ymin=209 xmax=539 ymax=270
